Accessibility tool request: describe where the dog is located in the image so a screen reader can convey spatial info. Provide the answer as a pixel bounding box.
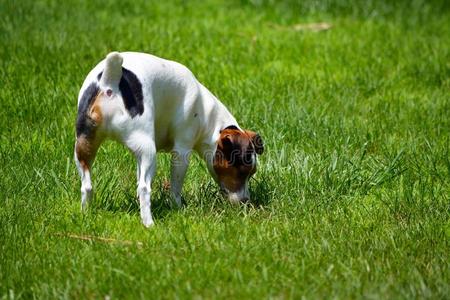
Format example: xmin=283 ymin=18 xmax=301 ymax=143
xmin=74 ymin=52 xmax=264 ymax=227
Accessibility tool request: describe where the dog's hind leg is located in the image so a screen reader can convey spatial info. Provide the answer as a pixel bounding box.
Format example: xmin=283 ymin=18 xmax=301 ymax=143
xmin=74 ymin=136 xmax=101 ymax=211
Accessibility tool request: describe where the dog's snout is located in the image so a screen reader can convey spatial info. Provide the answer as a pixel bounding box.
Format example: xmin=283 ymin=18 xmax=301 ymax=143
xmin=223 ymin=188 xmax=250 ymax=204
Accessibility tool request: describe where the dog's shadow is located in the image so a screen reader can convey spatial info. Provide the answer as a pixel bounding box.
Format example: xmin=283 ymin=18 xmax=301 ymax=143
xmin=92 ymin=175 xmax=273 ymax=221
xmin=97 ymin=187 xmax=177 ymax=221
xmin=248 ymin=175 xmax=273 ymax=208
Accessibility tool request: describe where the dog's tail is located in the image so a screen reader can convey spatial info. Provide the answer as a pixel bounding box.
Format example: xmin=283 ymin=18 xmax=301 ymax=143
xmin=99 ymin=52 xmax=123 ymax=88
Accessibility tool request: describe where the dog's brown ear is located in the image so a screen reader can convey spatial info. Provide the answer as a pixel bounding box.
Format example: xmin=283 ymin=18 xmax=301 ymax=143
xmin=217 ymin=134 xmax=234 ymax=161
xmin=246 ymin=131 xmax=264 ymax=155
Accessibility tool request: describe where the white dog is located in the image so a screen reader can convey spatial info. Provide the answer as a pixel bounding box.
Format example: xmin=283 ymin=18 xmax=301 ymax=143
xmin=75 ymin=52 xmax=264 ymax=227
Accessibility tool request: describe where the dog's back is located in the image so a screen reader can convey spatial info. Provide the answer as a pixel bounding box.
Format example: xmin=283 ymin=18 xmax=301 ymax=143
xmin=77 ymin=52 xmax=212 ymax=151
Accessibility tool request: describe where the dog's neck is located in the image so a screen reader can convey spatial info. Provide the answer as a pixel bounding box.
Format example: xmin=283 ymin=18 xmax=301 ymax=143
xmin=194 ymin=85 xmax=239 ymax=172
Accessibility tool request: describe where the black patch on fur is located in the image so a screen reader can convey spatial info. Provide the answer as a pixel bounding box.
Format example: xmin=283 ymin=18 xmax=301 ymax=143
xmin=222 ymin=125 xmax=239 ymax=132
xmin=97 ymin=68 xmax=144 ymax=118
xmin=119 ymin=68 xmax=144 ymax=117
xmin=76 ymin=82 xmax=100 ymax=138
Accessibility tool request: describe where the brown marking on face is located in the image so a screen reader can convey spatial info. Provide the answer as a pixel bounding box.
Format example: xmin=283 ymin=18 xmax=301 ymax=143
xmin=213 ymin=127 xmax=263 ymax=194
xmin=213 ymin=158 xmax=255 ymax=193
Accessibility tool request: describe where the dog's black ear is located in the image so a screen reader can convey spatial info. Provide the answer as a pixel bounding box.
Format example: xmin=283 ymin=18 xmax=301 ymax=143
xmin=246 ymin=131 xmax=264 ymax=155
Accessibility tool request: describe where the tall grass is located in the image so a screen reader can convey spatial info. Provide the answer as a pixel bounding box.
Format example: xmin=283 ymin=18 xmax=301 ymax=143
xmin=0 ymin=0 xmax=449 ymax=298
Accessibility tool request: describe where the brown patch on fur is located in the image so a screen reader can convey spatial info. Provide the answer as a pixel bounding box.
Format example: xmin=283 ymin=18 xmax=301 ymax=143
xmin=213 ymin=128 xmax=259 ymax=192
xmin=89 ymin=92 xmax=103 ymax=125
xmin=75 ymin=136 xmax=100 ymax=170
xmin=75 ymin=92 xmax=105 ymax=170
xmin=218 ymin=127 xmax=248 ymax=148
xmin=213 ymin=158 xmax=254 ymax=193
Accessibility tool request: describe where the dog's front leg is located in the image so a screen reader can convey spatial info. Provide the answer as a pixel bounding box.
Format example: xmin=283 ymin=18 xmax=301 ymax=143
xmin=170 ymin=147 xmax=191 ymax=207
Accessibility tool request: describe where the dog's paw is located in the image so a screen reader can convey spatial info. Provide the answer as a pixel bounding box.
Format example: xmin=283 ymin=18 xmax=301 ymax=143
xmin=168 ymin=191 xmax=184 ymax=209
xmin=142 ymin=216 xmax=154 ymax=228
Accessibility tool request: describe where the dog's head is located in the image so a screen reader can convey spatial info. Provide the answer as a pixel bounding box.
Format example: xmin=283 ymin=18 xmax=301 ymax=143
xmin=212 ymin=125 xmax=264 ymax=203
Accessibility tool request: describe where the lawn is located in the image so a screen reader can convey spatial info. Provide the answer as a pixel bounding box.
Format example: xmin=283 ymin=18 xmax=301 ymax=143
xmin=0 ymin=0 xmax=449 ymax=298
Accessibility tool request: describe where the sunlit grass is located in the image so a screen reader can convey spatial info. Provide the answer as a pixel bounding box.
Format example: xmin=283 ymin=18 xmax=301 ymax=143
xmin=0 ymin=0 xmax=449 ymax=298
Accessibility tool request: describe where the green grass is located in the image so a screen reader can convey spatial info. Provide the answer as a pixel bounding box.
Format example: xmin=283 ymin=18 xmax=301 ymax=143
xmin=1 ymin=0 xmax=449 ymax=298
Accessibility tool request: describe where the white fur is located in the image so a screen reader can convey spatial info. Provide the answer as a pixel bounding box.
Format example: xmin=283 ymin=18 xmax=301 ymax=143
xmin=76 ymin=52 xmax=246 ymax=227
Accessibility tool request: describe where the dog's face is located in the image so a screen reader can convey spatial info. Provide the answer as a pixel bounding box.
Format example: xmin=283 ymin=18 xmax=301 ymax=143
xmin=213 ymin=126 xmax=264 ymax=203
